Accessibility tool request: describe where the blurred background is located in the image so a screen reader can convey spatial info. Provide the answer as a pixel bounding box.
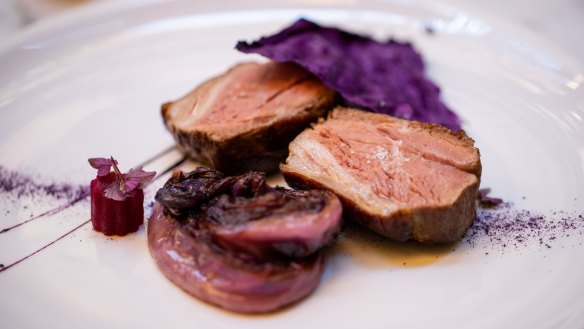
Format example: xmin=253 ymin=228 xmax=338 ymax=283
xmin=1 ymin=0 xmax=583 ymax=61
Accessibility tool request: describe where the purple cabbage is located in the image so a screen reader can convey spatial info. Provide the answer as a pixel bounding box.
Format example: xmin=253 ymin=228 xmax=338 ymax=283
xmin=236 ymin=18 xmax=461 ymax=131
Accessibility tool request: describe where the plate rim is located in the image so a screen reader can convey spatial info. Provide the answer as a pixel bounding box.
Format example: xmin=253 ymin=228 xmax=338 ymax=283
xmin=1 ymin=0 xmax=583 ymax=73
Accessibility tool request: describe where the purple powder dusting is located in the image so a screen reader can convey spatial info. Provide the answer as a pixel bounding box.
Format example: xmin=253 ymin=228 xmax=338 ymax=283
xmin=338 ymin=189 xmax=583 ymax=253
xmin=0 ymin=166 xmax=89 ymax=211
xmin=464 ymin=200 xmax=584 ymax=252
xmin=477 ymin=188 xmax=503 ymax=208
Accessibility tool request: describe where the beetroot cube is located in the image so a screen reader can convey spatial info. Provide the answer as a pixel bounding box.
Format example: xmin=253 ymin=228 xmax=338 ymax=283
xmin=90 ymin=172 xmax=144 ymax=236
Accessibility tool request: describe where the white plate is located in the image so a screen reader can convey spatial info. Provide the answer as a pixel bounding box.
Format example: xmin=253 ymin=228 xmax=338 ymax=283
xmin=1 ymin=0 xmax=583 ymax=328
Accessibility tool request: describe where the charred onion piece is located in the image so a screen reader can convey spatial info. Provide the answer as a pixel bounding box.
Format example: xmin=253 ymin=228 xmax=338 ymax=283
xmin=148 ymin=204 xmax=324 ymax=314
xmin=149 ymin=167 xmax=342 ymax=313
xmin=206 ymin=188 xmax=342 ymax=258
xmin=154 ymin=168 xmax=272 ymax=217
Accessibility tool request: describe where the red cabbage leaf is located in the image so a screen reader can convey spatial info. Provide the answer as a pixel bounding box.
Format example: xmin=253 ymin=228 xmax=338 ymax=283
xmin=236 ymin=18 xmax=461 ymax=131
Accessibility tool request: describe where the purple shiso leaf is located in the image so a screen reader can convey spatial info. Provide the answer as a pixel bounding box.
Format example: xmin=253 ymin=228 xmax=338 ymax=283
xmin=124 ymin=167 xmax=156 ymax=193
xmin=236 ymin=18 xmax=461 ymax=131
xmin=89 ymin=156 xmax=156 ymax=200
xmin=88 ymin=157 xmax=117 ymax=177
xmin=104 ymin=183 xmax=127 ymax=201
xmin=110 ymin=156 xmax=126 ymax=192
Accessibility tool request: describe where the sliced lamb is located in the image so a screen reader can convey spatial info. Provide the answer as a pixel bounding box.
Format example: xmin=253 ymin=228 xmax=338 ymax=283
xmin=161 ymin=61 xmax=337 ymax=174
xmin=148 ymin=168 xmax=342 ymax=313
xmin=281 ymin=107 xmax=481 ymax=243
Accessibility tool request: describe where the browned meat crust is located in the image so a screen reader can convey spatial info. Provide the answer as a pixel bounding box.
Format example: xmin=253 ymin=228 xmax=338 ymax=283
xmin=161 ymin=61 xmax=337 ymax=174
xmin=281 ymin=107 xmax=482 ymax=243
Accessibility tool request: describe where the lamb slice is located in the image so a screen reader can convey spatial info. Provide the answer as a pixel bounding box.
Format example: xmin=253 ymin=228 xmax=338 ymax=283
xmin=281 ymin=107 xmax=481 ymax=243
xmin=161 ymin=61 xmax=337 ymax=174
xmin=148 ymin=203 xmax=324 ymax=314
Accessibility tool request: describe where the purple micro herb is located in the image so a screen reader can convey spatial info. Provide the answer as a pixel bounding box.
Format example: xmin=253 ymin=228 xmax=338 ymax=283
xmin=236 ymin=18 xmax=461 ymax=131
xmin=88 ymin=157 xmax=155 ymax=201
xmin=88 ymin=157 xmax=117 ymax=177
